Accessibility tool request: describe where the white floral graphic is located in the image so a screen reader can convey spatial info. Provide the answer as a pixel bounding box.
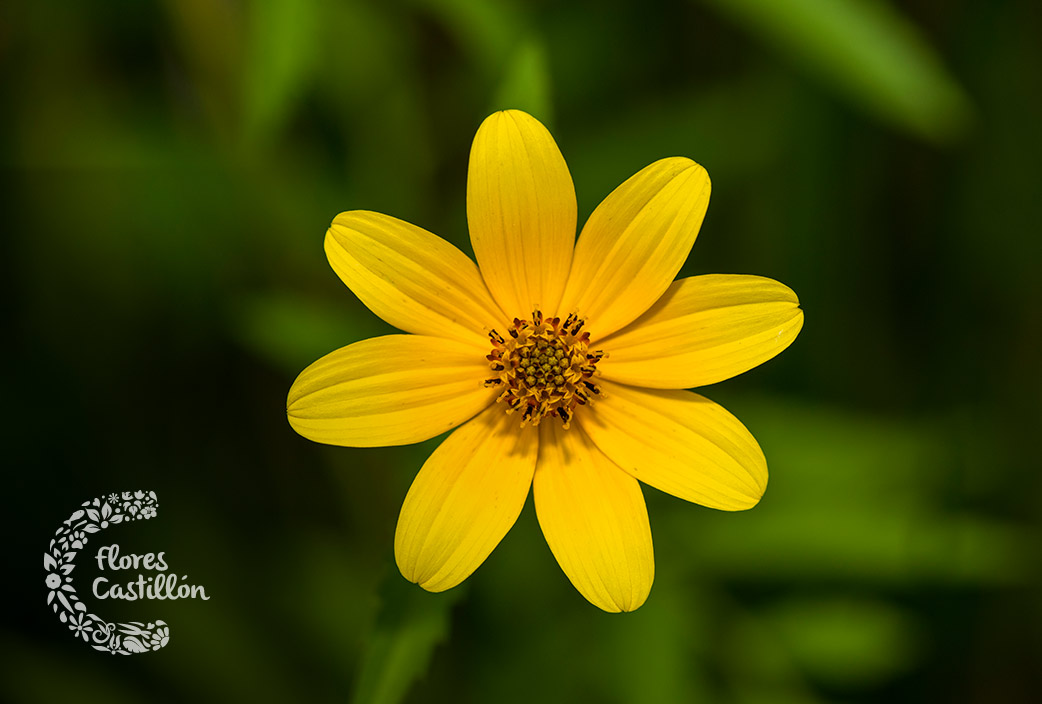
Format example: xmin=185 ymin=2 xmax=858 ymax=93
xmin=68 ymin=612 xmax=94 ymax=641
xmin=44 ymin=491 xmax=169 ymax=655
xmin=149 ymin=624 xmax=170 ymax=650
xmin=105 ymin=635 xmax=123 ymax=654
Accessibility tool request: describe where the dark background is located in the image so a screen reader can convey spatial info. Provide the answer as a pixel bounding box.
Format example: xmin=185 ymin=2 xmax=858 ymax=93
xmin=4 ymin=0 xmax=1040 ymax=702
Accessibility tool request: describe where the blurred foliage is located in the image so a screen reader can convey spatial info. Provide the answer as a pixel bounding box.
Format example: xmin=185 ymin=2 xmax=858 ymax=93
xmin=351 ymin=577 xmax=466 ymax=704
xmin=4 ymin=0 xmax=1041 ymax=703
xmin=697 ymin=0 xmax=972 ymax=142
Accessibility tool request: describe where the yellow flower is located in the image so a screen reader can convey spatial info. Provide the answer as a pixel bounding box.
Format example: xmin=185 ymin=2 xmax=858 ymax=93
xmin=288 ymin=110 xmax=803 ymax=612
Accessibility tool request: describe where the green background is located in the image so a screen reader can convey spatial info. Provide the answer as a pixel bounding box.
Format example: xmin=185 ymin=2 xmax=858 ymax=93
xmin=5 ymin=0 xmax=1040 ymax=702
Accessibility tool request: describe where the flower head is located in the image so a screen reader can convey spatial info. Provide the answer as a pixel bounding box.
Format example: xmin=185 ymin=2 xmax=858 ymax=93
xmin=288 ymin=110 xmax=803 ymax=611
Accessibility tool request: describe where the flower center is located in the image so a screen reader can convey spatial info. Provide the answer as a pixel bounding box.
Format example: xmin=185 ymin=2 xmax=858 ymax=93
xmin=485 ymin=311 xmax=604 ymax=428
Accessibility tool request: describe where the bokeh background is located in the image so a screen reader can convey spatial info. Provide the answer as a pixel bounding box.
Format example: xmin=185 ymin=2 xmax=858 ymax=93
xmin=5 ymin=0 xmax=1041 ymax=702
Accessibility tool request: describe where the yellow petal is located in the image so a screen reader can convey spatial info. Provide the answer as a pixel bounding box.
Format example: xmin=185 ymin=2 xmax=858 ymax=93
xmin=534 ymin=421 xmax=654 ymax=612
xmin=578 ymin=381 xmax=767 ymax=511
xmin=395 ymin=403 xmax=538 ymax=592
xmin=467 ymin=110 xmax=577 ymax=317
xmin=287 ymin=335 xmax=497 ymax=447
xmin=598 ymin=275 xmax=804 ymax=388
xmin=326 ymin=211 xmax=506 ymax=347
xmin=559 ymin=158 xmax=711 ymax=339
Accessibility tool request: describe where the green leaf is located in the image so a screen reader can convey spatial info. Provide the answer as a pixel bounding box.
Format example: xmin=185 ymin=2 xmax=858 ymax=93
xmin=697 ymin=0 xmax=972 ymax=142
xmin=351 ymin=574 xmax=466 ymax=704
xmin=242 ymin=0 xmax=321 ymax=142
xmin=600 ymin=585 xmax=715 ymax=704
xmin=662 ymin=399 xmax=1029 ymax=585
xmin=763 ymin=598 xmax=922 ymax=686
xmin=490 ymin=37 xmax=554 ymax=125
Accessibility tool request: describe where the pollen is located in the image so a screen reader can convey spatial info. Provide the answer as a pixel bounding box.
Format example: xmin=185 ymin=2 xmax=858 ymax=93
xmin=484 ymin=311 xmax=604 ymax=429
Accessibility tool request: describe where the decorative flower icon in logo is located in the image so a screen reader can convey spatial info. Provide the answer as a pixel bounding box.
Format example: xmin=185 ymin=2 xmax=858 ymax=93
xmin=44 ymin=491 xmax=171 ymax=654
xmin=67 ymin=612 xmax=94 ymax=642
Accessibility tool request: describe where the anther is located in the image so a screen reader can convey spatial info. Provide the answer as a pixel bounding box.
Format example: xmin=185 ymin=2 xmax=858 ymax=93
xmin=485 ymin=310 xmax=603 ymax=429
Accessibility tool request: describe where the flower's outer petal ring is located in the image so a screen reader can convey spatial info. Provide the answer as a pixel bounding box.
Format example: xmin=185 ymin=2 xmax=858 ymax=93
xmin=560 ymin=158 xmax=711 ymax=339
xmin=598 ymin=274 xmax=804 ymax=388
xmin=467 ymin=110 xmax=577 ymax=317
xmin=326 ymin=211 xmax=507 ymax=347
xmin=287 ymin=335 xmax=497 ymax=448
xmin=579 ymin=382 xmax=767 ymax=511
xmin=535 ymin=421 xmax=654 ymax=613
xmin=395 ymin=404 xmax=538 ymax=592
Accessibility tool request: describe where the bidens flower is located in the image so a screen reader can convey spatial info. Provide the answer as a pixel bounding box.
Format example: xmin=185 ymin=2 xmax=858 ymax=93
xmin=288 ymin=110 xmax=803 ymax=612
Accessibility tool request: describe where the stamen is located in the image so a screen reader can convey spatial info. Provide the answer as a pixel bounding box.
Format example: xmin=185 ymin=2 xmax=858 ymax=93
xmin=558 ymin=407 xmax=570 ymax=426
xmin=484 ymin=312 xmax=603 ymax=428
